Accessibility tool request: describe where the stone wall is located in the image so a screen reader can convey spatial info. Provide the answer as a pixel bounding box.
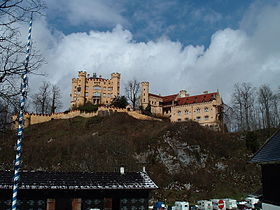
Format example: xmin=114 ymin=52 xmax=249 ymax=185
xmin=12 ymin=107 xmax=161 ymax=129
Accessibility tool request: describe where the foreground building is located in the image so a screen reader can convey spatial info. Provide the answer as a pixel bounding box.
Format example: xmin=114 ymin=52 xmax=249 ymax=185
xmin=250 ymin=129 xmax=280 ymax=210
xmin=70 ymin=71 xmax=120 ymax=108
xmin=140 ymin=82 xmax=223 ymax=129
xmin=0 ymin=169 xmax=157 ymax=210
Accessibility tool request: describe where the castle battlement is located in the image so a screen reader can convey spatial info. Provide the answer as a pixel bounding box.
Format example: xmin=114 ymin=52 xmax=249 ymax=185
xmin=12 ymin=106 xmax=161 ymax=129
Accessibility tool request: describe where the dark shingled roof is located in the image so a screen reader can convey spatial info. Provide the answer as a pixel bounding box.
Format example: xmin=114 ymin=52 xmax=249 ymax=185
xmin=250 ymin=129 xmax=280 ymax=163
xmin=0 ymin=171 xmax=158 ymax=190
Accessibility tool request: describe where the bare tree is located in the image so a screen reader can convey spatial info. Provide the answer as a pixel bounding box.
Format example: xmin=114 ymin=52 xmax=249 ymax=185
xmin=50 ymin=85 xmax=62 ymax=114
xmin=231 ymin=82 xmax=256 ymax=131
xmin=125 ymin=79 xmax=140 ymax=110
xmin=0 ymin=0 xmax=44 ymax=131
xmin=258 ymin=85 xmax=276 ymax=130
xmin=32 ymin=81 xmax=51 ymax=114
xmin=0 ymin=0 xmax=44 ymax=94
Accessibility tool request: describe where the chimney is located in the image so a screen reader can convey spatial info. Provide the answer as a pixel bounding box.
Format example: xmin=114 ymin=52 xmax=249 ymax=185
xmin=120 ymin=166 xmax=125 ymax=175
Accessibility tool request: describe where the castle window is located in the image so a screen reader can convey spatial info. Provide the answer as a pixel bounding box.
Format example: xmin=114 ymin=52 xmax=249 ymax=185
xmin=108 ymin=87 xmax=112 ymax=91
xmin=196 ymin=108 xmax=201 ymax=113
xmin=205 ymin=115 xmax=209 ymax=120
xmin=108 ymin=93 xmax=112 ymax=98
xmin=178 ymin=111 xmax=181 ymax=116
xmin=93 ymin=86 xmax=101 ymax=90
xmin=196 ymin=116 xmax=201 ymax=120
xmin=185 ymin=110 xmax=189 ymax=114
xmin=85 ymin=92 xmax=88 ymax=97
xmin=178 ymin=119 xmax=181 ymax=122
xmin=205 ymin=107 xmax=209 ymax=112
xmin=93 ymin=92 xmax=101 ymax=97
xmin=103 ymin=93 xmax=106 ymax=97
xmin=77 ymin=87 xmax=81 ymax=92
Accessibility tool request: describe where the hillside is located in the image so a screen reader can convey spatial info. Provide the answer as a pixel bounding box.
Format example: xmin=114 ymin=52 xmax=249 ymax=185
xmin=0 ymin=113 xmax=261 ymax=203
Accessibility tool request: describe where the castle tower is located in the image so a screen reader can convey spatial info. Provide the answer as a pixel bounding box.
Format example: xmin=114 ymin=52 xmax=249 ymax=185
xmin=110 ymin=73 xmax=121 ymax=98
xmin=76 ymin=71 xmax=86 ymax=106
xmin=140 ymin=82 xmax=149 ymax=109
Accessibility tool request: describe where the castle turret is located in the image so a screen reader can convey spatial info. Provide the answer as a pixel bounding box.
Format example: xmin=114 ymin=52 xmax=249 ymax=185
xmin=140 ymin=82 xmax=149 ymax=109
xmin=110 ymin=73 xmax=121 ymax=98
xmin=77 ymin=71 xmax=86 ymax=106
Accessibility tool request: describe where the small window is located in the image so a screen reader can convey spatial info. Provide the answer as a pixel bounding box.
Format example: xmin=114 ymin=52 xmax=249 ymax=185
xmin=85 ymin=92 xmax=88 ymax=97
xmin=196 ymin=116 xmax=201 ymax=120
xmin=93 ymin=92 xmax=101 ymax=97
xmin=205 ymin=107 xmax=209 ymax=112
xmin=178 ymin=119 xmax=181 ymax=122
xmin=205 ymin=115 xmax=209 ymax=120
xmin=196 ymin=108 xmax=201 ymax=113
xmin=103 ymin=93 xmax=106 ymax=97
xmin=185 ymin=118 xmax=189 ymax=120
xmin=108 ymin=87 xmax=112 ymax=91
xmin=178 ymin=111 xmax=181 ymax=116
xmin=93 ymin=86 xmax=101 ymax=90
xmin=108 ymin=93 xmax=112 ymax=98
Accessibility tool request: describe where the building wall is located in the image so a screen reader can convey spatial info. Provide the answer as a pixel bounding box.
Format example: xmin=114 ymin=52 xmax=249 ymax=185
xmin=139 ymin=82 xmax=223 ymax=129
xmin=71 ymin=72 xmax=121 ymax=108
xmin=170 ymin=93 xmax=222 ymax=130
xmin=149 ymin=95 xmax=163 ymax=115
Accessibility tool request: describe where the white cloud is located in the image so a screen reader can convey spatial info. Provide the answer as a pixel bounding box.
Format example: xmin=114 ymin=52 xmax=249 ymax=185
xmin=47 ymin=0 xmax=126 ymax=27
xmin=29 ymin=1 xmax=280 ymax=110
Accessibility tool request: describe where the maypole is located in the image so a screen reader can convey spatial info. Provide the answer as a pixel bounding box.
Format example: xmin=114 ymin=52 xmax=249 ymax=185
xmin=11 ymin=13 xmax=33 ymax=210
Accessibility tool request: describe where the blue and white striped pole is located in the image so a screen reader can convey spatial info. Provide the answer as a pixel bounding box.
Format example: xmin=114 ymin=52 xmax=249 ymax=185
xmin=11 ymin=13 xmax=33 ymax=210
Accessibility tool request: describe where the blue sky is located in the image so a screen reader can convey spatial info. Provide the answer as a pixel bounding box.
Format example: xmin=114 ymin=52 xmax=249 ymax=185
xmin=29 ymin=0 xmax=280 ymax=109
xmin=47 ymin=0 xmax=254 ymax=46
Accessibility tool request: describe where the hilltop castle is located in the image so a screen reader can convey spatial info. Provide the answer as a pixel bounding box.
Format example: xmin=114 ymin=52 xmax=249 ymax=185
xmin=140 ymin=82 xmax=223 ymax=130
xmin=70 ymin=71 xmax=120 ymax=108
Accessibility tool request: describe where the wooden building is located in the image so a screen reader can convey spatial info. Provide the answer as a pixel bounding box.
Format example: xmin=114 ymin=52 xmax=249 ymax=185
xmin=250 ymin=129 xmax=280 ymax=210
xmin=0 ymin=170 xmax=158 ymax=210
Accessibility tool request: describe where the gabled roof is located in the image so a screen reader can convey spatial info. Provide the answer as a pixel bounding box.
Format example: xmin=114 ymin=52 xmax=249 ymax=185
xmin=0 ymin=171 xmax=158 ymax=190
xmin=250 ymin=129 xmax=280 ymax=163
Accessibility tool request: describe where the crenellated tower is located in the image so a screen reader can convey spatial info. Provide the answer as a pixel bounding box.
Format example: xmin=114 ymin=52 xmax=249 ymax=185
xmin=140 ymin=82 xmax=149 ymax=109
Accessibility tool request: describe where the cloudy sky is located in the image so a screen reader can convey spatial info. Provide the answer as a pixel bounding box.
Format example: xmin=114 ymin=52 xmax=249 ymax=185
xmin=27 ymin=0 xmax=280 ymax=110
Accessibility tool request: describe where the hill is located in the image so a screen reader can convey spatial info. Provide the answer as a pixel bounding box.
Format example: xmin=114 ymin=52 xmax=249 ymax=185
xmin=0 ymin=113 xmax=261 ymax=203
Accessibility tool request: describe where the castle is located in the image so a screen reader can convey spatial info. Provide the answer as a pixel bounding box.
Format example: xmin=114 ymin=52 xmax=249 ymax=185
xmin=140 ymin=82 xmax=223 ymax=130
xmin=70 ymin=71 xmax=120 ymax=108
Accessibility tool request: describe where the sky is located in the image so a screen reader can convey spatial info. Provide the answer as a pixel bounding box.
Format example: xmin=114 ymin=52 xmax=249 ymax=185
xmin=26 ymin=0 xmax=280 ymax=110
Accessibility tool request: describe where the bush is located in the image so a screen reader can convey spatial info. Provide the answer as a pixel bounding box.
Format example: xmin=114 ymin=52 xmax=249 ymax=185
xmin=77 ymin=102 xmax=98 ymax=113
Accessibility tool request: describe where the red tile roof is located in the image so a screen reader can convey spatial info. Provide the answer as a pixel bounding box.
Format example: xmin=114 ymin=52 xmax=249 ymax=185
xmin=149 ymin=92 xmax=218 ymax=105
xmin=177 ymin=92 xmax=218 ymax=105
xmin=149 ymin=93 xmax=177 ymax=102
